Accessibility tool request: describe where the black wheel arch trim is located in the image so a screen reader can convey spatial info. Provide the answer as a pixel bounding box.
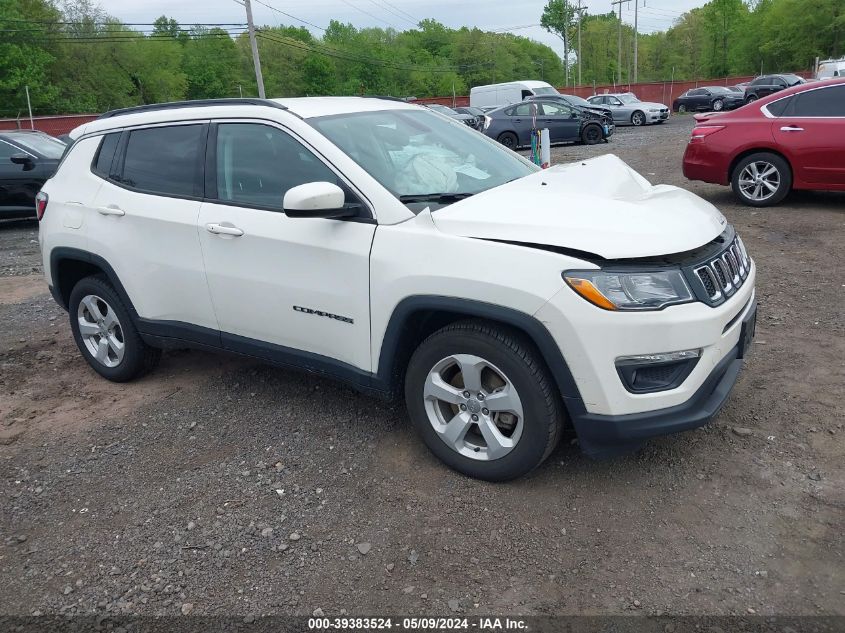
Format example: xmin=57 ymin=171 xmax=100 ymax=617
xmin=377 ymin=296 xmax=587 ymax=414
xmin=50 ymin=247 xmax=139 ymax=317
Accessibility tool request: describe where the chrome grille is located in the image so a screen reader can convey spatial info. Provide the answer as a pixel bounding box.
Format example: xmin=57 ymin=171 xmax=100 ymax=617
xmin=692 ymin=236 xmax=751 ymax=304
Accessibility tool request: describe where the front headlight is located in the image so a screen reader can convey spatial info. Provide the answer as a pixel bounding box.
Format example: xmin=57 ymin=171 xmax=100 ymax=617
xmin=649 ymin=108 xmax=659 ymax=112
xmin=563 ymin=269 xmax=693 ymax=311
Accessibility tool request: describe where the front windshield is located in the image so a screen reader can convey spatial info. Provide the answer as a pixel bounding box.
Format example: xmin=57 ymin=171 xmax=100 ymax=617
xmin=618 ymin=94 xmax=641 ymax=104
xmin=310 ymin=109 xmax=538 ymax=209
xmin=11 ymin=134 xmax=66 ymax=159
xmin=533 ymin=87 xmax=559 ymax=96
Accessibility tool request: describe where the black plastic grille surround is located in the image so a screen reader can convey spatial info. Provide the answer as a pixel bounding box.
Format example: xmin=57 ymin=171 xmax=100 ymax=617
xmin=691 ymin=235 xmax=751 ymax=305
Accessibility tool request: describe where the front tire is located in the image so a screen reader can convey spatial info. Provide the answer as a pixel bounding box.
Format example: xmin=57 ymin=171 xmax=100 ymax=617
xmin=69 ymin=276 xmax=161 ymax=382
xmin=631 ymin=110 xmax=646 ymax=126
xmin=404 ymin=320 xmax=563 ymax=481
xmin=581 ymin=123 xmax=603 ymax=145
xmin=730 ymin=152 xmax=791 ymax=207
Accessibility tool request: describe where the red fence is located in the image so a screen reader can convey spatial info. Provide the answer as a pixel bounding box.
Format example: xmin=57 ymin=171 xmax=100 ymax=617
xmin=418 ymin=71 xmax=814 ymax=108
xmin=0 ymin=114 xmax=98 ymax=136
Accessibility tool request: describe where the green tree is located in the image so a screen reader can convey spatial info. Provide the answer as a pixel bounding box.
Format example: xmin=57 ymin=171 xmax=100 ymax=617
xmin=540 ymin=0 xmax=577 ymax=86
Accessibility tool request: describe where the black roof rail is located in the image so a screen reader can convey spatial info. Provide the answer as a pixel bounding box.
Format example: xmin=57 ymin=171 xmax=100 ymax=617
xmin=97 ymin=98 xmax=288 ymax=120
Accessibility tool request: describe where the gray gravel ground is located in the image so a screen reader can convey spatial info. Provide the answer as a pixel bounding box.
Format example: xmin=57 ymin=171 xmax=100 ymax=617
xmin=0 ymin=116 xmax=843 ymax=618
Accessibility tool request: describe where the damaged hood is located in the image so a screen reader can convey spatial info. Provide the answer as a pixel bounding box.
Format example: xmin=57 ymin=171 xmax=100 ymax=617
xmin=430 ymin=154 xmax=727 ymax=259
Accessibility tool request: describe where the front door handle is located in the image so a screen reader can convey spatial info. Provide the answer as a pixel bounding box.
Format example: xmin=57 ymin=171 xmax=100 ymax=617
xmin=780 ymin=125 xmax=804 ymax=132
xmin=96 ymin=205 xmax=125 ymax=216
xmin=206 ymin=223 xmax=244 ymax=237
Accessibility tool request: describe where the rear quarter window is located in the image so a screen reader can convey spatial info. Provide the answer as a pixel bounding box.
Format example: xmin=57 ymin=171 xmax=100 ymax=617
xmin=766 ymin=96 xmax=794 ymax=117
xmin=92 ymin=133 xmax=120 ymax=179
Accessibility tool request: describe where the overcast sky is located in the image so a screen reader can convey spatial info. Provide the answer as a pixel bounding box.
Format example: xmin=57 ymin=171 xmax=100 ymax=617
xmin=105 ymin=0 xmax=708 ymax=59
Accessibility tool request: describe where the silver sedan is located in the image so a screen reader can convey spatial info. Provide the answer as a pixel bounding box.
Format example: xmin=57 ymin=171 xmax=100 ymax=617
xmin=586 ymin=93 xmax=670 ymax=126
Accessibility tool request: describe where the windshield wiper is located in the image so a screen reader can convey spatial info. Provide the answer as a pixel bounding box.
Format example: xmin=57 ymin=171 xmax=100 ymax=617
xmin=398 ymin=192 xmax=475 ymax=204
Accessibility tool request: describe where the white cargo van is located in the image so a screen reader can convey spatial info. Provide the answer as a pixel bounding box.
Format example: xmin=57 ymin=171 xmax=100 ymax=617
xmin=470 ymin=80 xmax=559 ymax=109
xmin=816 ymin=57 xmax=845 ymax=79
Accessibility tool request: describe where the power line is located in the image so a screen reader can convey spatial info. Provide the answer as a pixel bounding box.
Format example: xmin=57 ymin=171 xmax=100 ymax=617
xmin=338 ymin=0 xmax=401 ymax=29
xmin=251 ymin=0 xmax=327 ymax=31
xmin=256 ymin=29 xmax=493 ymax=73
xmin=378 ymin=0 xmax=420 ymax=24
xmin=363 ymin=0 xmax=417 ymax=26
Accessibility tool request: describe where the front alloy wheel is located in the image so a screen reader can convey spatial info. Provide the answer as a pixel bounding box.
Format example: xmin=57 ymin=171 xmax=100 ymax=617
xmin=631 ymin=111 xmax=645 ymax=126
xmin=404 ymin=320 xmax=563 ymax=481
xmin=423 ymin=354 xmax=524 ymax=461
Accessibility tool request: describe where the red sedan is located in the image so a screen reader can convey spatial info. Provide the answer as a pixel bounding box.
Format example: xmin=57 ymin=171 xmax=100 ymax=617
xmin=683 ymin=78 xmax=845 ymax=206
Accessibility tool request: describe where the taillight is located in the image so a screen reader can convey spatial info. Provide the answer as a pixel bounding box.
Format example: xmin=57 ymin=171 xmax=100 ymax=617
xmin=689 ymin=125 xmax=725 ymax=143
xmin=35 ymin=191 xmax=48 ymax=221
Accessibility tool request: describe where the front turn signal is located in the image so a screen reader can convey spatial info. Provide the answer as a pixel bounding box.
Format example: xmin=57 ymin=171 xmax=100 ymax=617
xmin=564 ymin=277 xmax=618 ymax=311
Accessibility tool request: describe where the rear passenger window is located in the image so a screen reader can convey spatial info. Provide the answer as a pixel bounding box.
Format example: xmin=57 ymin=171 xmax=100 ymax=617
xmin=92 ymin=133 xmax=120 ymax=178
xmin=120 ymin=125 xmax=204 ymax=196
xmin=214 ymin=123 xmax=339 ymax=210
xmin=792 ymin=86 xmax=845 ymax=117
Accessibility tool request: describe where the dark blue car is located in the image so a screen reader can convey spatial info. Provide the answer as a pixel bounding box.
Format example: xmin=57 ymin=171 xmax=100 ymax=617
xmin=482 ymin=99 xmax=613 ymax=149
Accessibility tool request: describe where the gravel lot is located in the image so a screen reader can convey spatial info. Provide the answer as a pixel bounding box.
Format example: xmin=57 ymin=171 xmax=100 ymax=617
xmin=1 ymin=116 xmax=843 ymax=619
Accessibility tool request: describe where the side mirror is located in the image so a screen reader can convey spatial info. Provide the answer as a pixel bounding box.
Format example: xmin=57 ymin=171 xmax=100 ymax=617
xmin=283 ymin=182 xmax=359 ymax=219
xmin=10 ymin=154 xmax=35 ymax=171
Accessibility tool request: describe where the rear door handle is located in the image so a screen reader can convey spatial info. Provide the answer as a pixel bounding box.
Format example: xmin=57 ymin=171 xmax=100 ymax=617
xmin=96 ymin=205 xmax=125 ymax=216
xmin=780 ymin=126 xmax=804 ymax=132
xmin=206 ymin=223 xmax=244 ymax=237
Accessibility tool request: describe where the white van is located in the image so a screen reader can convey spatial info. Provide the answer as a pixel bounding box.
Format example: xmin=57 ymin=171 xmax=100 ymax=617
xmin=470 ymin=80 xmax=559 ymax=109
xmin=816 ymin=57 xmax=845 ymax=80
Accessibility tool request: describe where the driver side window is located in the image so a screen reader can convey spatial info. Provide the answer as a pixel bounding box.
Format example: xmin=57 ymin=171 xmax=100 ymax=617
xmin=0 ymin=140 xmax=20 ymax=160
xmin=214 ymin=123 xmax=338 ymax=211
xmin=608 ymin=97 xmax=622 ymax=106
xmin=540 ymin=103 xmax=573 ymax=117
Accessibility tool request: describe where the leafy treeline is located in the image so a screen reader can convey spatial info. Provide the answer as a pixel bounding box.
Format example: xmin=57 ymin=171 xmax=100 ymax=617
xmin=1 ymin=0 xmax=841 ymax=117
xmin=546 ymin=0 xmax=843 ymax=86
xmin=0 ymin=0 xmax=565 ymax=116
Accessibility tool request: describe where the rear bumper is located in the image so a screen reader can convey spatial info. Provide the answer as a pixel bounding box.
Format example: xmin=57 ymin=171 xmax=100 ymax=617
xmin=682 ymin=142 xmax=730 ymax=185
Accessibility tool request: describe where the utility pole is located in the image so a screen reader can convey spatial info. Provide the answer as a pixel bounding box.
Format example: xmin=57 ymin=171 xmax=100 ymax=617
xmin=243 ymin=0 xmax=266 ymax=98
xmin=633 ymin=0 xmax=639 ymax=83
xmin=24 ymin=85 xmax=34 ymax=130
xmin=611 ymin=0 xmax=624 ymax=86
xmin=576 ymin=0 xmax=585 ymax=86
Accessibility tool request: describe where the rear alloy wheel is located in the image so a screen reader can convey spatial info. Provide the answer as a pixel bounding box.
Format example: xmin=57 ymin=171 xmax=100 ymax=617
xmin=678 ymin=104 xmax=687 ymax=113
xmin=731 ymin=152 xmax=791 ymax=207
xmin=497 ymin=131 xmax=518 ymax=149
xmin=746 ymin=95 xmax=758 ymax=104
xmin=405 ymin=321 xmax=563 ymax=481
xmin=581 ymin=123 xmax=602 ymax=145
xmin=712 ymin=99 xmax=724 ymax=111
xmin=631 ymin=110 xmax=646 ymax=126
xmin=69 ymin=275 xmax=161 ymax=382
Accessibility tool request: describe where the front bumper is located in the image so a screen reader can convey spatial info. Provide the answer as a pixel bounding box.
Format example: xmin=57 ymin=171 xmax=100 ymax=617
xmin=534 ymin=260 xmax=756 ymax=454
xmin=647 ymin=110 xmax=670 ymax=123
xmin=571 ymin=301 xmax=753 ymax=457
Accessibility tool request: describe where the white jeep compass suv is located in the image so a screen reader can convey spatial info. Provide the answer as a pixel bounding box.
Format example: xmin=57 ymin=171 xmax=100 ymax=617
xmin=38 ymin=97 xmax=756 ymax=481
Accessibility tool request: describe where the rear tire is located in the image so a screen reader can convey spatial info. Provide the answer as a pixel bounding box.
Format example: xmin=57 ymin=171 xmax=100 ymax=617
xmin=497 ymin=131 xmax=518 ymax=149
xmin=69 ymin=276 xmax=161 ymax=382
xmin=745 ymin=95 xmax=758 ymax=104
xmin=404 ymin=320 xmax=563 ymax=481
xmin=678 ymin=104 xmax=687 ymax=113
xmin=581 ymin=123 xmax=603 ymax=145
xmin=730 ymin=152 xmax=791 ymax=207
